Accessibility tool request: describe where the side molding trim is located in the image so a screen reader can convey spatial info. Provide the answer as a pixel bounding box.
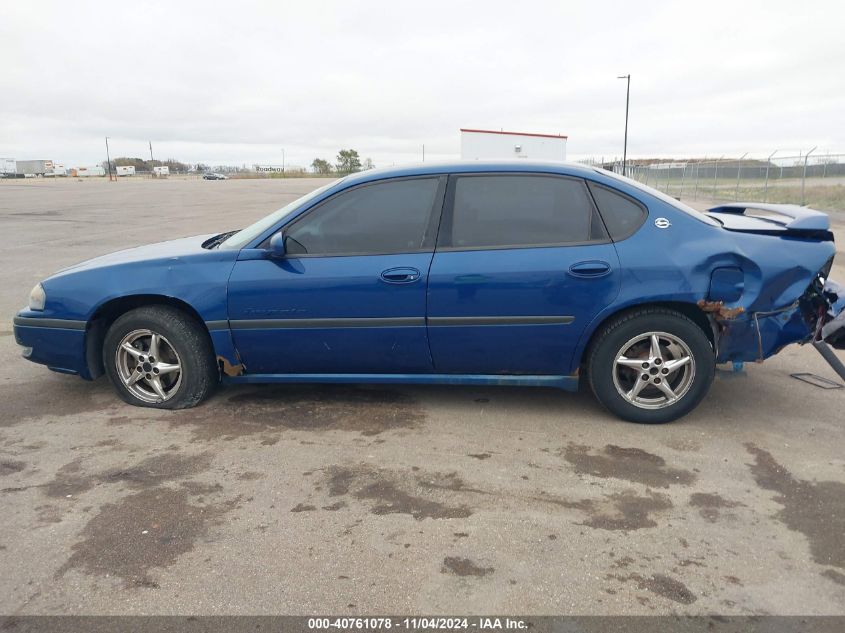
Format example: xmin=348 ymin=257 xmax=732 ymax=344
xmin=13 ymin=317 xmax=87 ymax=330
xmin=427 ymin=316 xmax=575 ymax=326
xmin=223 ymin=315 xmax=576 ymax=329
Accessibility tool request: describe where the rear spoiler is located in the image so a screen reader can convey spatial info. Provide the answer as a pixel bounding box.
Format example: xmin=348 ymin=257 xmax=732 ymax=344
xmin=707 ymin=202 xmax=830 ymax=231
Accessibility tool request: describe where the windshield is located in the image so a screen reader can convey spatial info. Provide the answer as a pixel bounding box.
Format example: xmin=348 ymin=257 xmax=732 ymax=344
xmin=593 ymin=168 xmax=720 ymax=227
xmin=219 ymin=179 xmax=341 ymax=249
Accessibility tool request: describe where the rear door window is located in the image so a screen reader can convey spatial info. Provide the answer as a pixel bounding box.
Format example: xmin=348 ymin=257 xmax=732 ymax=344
xmin=442 ymin=174 xmax=607 ymax=250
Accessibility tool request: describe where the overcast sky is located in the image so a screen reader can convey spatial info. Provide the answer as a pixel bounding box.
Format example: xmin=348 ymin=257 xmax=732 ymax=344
xmin=2 ymin=0 xmax=844 ymax=168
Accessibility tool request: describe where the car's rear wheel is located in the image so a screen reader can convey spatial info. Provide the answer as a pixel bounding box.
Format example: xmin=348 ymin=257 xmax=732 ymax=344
xmin=103 ymin=306 xmax=217 ymax=409
xmin=587 ymin=308 xmax=715 ymax=424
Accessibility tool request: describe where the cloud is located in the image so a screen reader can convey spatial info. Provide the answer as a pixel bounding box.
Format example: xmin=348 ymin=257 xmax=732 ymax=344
xmin=2 ymin=0 xmax=843 ymax=167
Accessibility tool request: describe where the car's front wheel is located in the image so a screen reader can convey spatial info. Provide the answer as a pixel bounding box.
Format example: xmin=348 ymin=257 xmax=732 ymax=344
xmin=103 ymin=306 xmax=218 ymax=409
xmin=587 ymin=308 xmax=715 ymax=424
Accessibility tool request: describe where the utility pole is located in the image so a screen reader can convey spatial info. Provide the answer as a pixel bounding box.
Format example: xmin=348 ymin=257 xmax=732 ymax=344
xmin=105 ymin=136 xmax=113 ymax=182
xmin=281 ymin=148 xmax=285 ymax=175
xmin=422 ymin=144 xmax=425 ymax=162
xmin=617 ymin=74 xmax=631 ymax=176
xmin=149 ymin=141 xmax=154 ymax=163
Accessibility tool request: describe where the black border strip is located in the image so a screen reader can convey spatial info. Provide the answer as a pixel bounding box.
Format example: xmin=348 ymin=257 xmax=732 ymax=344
xmin=7 ymin=616 xmax=840 ymax=633
xmin=428 ymin=315 xmax=574 ymax=326
xmin=13 ymin=316 xmax=86 ymax=330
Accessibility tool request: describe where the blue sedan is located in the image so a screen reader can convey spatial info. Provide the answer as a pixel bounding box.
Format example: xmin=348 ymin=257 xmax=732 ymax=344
xmin=13 ymin=161 xmax=845 ymax=423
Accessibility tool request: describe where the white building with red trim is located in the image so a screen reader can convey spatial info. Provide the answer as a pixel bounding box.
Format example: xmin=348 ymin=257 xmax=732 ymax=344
xmin=460 ymin=128 xmax=567 ymax=161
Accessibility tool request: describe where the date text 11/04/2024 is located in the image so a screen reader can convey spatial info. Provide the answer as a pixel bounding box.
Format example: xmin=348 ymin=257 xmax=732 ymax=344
xmin=307 ymin=618 xmax=528 ymax=630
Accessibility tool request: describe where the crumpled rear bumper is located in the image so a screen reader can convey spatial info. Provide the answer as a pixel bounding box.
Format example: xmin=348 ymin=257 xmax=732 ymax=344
xmin=820 ymin=280 xmax=845 ymax=350
xmin=715 ymin=304 xmax=809 ymax=363
xmin=712 ymin=278 xmax=845 ymax=363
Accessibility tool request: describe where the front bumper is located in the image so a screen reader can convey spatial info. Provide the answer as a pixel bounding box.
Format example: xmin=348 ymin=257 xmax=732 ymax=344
xmin=13 ymin=314 xmax=90 ymax=378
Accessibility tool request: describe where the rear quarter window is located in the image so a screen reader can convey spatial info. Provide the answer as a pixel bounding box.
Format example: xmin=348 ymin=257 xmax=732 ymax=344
xmin=587 ymin=182 xmax=648 ymax=241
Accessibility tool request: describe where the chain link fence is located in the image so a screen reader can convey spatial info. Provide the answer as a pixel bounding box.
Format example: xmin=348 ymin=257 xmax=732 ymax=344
xmin=588 ymin=153 xmax=845 ymax=212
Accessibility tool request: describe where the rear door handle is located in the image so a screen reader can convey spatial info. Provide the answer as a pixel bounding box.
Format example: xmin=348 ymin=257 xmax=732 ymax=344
xmin=380 ymin=267 xmax=421 ymax=284
xmin=568 ymin=260 xmax=612 ymax=278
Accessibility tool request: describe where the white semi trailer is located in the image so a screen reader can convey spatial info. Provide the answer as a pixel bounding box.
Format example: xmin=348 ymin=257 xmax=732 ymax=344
xmin=15 ymin=159 xmax=54 ymax=176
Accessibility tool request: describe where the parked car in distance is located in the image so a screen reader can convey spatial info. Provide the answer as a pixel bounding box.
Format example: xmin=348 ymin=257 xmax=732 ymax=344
xmin=13 ymin=161 xmax=845 ymax=423
xmin=203 ymin=172 xmax=228 ymax=180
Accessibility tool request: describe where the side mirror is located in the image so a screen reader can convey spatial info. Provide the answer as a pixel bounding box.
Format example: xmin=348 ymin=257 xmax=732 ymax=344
xmin=268 ymin=231 xmax=286 ymax=258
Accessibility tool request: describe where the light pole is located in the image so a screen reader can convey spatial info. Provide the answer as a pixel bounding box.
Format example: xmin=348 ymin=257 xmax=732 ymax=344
xmin=617 ymin=74 xmax=630 ymax=176
xmin=281 ymin=148 xmax=285 ymax=175
xmin=105 ymin=136 xmax=113 ymax=182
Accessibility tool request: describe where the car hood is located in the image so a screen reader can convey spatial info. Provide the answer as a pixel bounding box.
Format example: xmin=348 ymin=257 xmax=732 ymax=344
xmin=53 ymin=233 xmax=220 ymax=276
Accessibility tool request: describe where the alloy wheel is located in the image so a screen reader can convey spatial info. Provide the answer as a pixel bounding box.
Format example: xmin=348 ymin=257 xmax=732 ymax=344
xmin=612 ymin=331 xmax=696 ymax=410
xmin=114 ymin=329 xmax=182 ymax=403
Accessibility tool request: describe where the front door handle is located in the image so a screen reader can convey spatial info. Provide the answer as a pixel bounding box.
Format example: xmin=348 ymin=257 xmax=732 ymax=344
xmin=568 ymin=260 xmax=612 ymax=278
xmin=380 ymin=267 xmax=421 ymax=284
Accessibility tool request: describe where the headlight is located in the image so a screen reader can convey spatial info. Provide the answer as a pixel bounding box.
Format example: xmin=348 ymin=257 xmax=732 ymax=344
xmin=29 ymin=283 xmax=46 ymax=311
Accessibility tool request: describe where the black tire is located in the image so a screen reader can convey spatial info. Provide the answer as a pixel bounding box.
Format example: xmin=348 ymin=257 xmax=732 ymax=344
xmin=587 ymin=308 xmax=715 ymax=424
xmin=103 ymin=305 xmax=218 ymax=409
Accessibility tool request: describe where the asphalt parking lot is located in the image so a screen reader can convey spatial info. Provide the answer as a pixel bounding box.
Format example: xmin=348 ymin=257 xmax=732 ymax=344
xmin=1 ymin=177 xmax=844 ymax=615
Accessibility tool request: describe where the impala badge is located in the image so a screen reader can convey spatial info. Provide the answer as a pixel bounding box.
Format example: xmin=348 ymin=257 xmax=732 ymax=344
xmin=654 ymin=217 xmax=672 ymax=229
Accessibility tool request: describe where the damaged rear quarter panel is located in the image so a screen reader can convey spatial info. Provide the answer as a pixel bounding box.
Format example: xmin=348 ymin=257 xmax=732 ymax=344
xmin=569 ymin=190 xmax=836 ymax=370
xmin=703 ymin=232 xmax=835 ymax=362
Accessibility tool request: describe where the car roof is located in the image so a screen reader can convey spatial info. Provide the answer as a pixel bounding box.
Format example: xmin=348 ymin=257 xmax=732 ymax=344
xmin=340 ymin=160 xmax=597 ymax=187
